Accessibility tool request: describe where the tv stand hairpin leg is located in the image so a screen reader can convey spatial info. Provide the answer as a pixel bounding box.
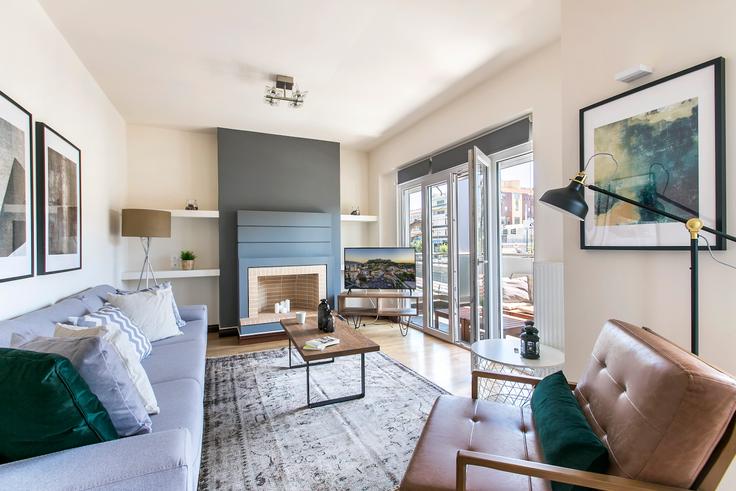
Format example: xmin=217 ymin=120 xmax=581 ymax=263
xmin=337 ymin=291 xmax=421 ymax=337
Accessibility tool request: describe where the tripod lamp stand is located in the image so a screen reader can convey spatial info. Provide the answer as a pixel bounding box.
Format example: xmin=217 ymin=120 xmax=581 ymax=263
xmin=121 ymin=209 xmax=171 ymax=290
xmin=540 ymin=153 xmax=736 ymax=355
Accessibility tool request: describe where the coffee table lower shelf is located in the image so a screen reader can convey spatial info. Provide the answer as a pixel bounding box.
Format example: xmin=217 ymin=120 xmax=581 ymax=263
xmin=288 ymin=337 xmax=366 ymax=408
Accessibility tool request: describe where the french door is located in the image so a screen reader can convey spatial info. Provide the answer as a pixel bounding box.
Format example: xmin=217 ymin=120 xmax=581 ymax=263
xmin=469 ymin=147 xmax=495 ymax=343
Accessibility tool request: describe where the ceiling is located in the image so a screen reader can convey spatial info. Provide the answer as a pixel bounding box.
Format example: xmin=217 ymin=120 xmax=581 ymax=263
xmin=40 ymin=0 xmax=560 ymax=150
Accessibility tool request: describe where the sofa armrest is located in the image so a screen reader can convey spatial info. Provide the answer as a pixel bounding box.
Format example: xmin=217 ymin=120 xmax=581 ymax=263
xmin=179 ymin=304 xmax=208 ymax=324
xmin=0 ymin=429 xmax=192 ymax=491
xmin=455 ymin=450 xmax=684 ymax=491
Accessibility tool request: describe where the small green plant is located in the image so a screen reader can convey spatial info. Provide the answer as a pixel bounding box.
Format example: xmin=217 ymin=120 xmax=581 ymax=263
xmin=180 ymin=250 xmax=196 ymax=261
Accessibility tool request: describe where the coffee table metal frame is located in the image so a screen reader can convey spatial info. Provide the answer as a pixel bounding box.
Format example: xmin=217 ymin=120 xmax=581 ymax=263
xmin=287 ymin=336 xmax=367 ymax=408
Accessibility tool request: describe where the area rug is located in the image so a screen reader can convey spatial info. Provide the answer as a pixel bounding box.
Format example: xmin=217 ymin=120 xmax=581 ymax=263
xmin=198 ymin=348 xmax=448 ymax=490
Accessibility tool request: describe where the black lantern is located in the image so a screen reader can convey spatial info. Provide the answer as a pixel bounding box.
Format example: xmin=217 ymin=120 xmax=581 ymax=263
xmin=520 ymin=320 xmax=540 ymax=359
xmin=317 ymin=299 xmax=334 ymax=333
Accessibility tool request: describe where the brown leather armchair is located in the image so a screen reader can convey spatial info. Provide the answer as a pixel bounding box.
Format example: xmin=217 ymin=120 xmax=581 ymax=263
xmin=400 ymin=320 xmax=736 ymax=491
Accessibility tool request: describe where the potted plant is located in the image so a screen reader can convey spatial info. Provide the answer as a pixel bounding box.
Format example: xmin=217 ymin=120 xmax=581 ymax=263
xmin=180 ymin=250 xmax=196 ymax=270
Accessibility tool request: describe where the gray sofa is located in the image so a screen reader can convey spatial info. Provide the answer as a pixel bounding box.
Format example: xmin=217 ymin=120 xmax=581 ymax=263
xmin=0 ymin=285 xmax=206 ymax=490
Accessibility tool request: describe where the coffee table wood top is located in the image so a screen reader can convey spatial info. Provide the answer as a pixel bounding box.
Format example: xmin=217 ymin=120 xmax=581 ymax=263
xmin=281 ymin=316 xmax=380 ymax=362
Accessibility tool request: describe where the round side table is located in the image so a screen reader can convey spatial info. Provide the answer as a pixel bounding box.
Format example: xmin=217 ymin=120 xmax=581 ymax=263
xmin=470 ymin=338 xmax=564 ymax=406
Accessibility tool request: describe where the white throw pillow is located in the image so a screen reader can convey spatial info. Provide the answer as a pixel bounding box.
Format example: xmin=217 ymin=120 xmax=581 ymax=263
xmin=55 ymin=323 xmax=160 ymax=415
xmin=107 ymin=288 xmax=182 ymax=342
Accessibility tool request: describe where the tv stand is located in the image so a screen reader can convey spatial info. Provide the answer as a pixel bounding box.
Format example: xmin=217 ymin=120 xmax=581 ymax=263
xmin=336 ymin=290 xmax=421 ymax=336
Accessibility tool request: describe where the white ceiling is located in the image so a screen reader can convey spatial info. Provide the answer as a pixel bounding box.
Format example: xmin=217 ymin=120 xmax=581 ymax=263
xmin=40 ymin=0 xmax=560 ymax=149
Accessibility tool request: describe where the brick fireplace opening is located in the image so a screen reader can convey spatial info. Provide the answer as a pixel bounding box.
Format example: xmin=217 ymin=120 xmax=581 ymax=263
xmin=243 ymin=265 xmax=327 ymax=326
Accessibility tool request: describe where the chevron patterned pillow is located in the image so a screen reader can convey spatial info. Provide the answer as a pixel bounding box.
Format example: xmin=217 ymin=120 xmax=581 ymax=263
xmin=70 ymin=304 xmax=152 ymax=360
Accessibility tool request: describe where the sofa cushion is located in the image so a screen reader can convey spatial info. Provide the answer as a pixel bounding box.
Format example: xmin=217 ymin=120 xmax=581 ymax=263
xmin=531 ymin=371 xmax=608 ymax=491
xmin=0 ymin=348 xmax=118 ymax=462
xmin=116 ymin=282 xmax=187 ymax=328
xmin=64 ymin=285 xmax=117 ymax=313
xmin=56 ymin=324 xmax=160 ymax=415
xmin=153 ymin=319 xmax=207 ymax=348
xmin=142 ymin=339 xmax=206 ymax=390
xmin=107 ymin=289 xmax=182 ymax=342
xmin=574 ymin=320 xmax=736 ymax=489
xmin=71 ymin=304 xmax=152 ymax=360
xmin=11 ymin=335 xmax=152 ymax=437
xmin=0 ymin=298 xmax=88 ymax=348
xmin=150 ymin=379 xmax=203 ymax=463
xmin=400 ymin=395 xmax=549 ymax=491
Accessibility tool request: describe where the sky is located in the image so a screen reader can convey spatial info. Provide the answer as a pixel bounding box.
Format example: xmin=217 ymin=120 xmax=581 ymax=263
xmin=345 ymin=247 xmax=416 ymax=264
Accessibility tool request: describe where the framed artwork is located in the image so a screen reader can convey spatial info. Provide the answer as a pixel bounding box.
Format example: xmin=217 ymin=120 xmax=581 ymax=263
xmin=580 ymin=57 xmax=725 ymax=250
xmin=0 ymin=90 xmax=33 ymax=283
xmin=36 ymin=123 xmax=82 ymax=274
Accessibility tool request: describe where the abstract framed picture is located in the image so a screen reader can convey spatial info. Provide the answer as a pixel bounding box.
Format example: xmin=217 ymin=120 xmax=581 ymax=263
xmin=36 ymin=123 xmax=82 ymax=274
xmin=580 ymin=57 xmax=725 ymax=250
xmin=0 ymin=90 xmax=33 ymax=283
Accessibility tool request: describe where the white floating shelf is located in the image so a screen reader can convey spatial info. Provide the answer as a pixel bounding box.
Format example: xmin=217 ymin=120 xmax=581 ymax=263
xmin=167 ymin=209 xmax=219 ymax=218
xmin=121 ymin=269 xmax=220 ymax=281
xmin=340 ymin=214 xmax=377 ymax=222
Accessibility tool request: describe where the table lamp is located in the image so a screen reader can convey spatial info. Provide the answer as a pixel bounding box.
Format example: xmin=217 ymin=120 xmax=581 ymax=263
xmin=121 ymin=209 xmax=171 ymax=290
xmin=540 ymin=152 xmax=736 ymax=355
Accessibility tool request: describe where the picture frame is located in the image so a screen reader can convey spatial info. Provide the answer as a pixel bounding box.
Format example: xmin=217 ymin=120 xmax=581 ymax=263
xmin=36 ymin=122 xmax=82 ymax=274
xmin=0 ymin=90 xmax=33 ymax=283
xmin=580 ymin=57 xmax=725 ymax=250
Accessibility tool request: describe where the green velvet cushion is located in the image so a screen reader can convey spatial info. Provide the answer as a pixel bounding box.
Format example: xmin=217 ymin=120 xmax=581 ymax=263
xmin=0 ymin=348 xmax=118 ymax=462
xmin=531 ymin=371 xmax=609 ymax=491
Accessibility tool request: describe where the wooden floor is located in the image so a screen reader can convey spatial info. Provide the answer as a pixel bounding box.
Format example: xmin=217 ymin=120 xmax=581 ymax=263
xmin=206 ymin=321 xmax=472 ymax=396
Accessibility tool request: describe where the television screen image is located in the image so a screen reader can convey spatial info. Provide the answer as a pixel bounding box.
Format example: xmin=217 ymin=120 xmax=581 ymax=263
xmin=344 ymin=247 xmax=417 ymax=290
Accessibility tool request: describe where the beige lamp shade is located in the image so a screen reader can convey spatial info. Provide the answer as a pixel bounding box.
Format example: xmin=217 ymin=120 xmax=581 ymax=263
xmin=121 ymin=209 xmax=171 ymax=238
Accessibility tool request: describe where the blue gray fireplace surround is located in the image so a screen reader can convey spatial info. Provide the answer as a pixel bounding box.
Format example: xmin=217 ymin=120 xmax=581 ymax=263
xmin=218 ymin=127 xmax=340 ymax=328
xmin=237 ymin=210 xmax=334 ymax=336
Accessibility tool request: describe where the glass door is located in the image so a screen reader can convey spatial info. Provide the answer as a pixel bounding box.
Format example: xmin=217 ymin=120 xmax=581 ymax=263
xmin=468 ymin=146 xmax=498 ymax=343
xmin=401 ymin=186 xmax=424 ymax=327
xmin=425 ymin=182 xmax=451 ymax=338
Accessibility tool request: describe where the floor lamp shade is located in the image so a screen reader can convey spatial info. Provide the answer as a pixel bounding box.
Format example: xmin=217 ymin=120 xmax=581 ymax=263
xmin=122 ymin=209 xmax=171 ymax=238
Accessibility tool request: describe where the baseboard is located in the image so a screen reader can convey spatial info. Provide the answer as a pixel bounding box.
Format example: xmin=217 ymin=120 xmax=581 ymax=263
xmin=207 ymin=324 xmax=220 ymax=333
xmin=217 ymin=326 xmax=238 ymax=338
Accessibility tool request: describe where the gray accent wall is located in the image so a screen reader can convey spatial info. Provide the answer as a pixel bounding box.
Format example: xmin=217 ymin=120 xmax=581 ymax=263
xmin=217 ymin=128 xmax=340 ymax=327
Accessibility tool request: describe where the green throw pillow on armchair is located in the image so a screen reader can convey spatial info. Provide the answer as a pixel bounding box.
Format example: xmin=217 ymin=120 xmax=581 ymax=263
xmin=531 ymin=371 xmax=609 ymax=491
xmin=0 ymin=348 xmax=118 ymax=462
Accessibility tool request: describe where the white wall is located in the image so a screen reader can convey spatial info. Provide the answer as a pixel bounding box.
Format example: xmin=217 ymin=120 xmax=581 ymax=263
xmin=368 ymin=41 xmax=563 ymax=264
xmin=340 ymin=148 xmax=376 ymax=259
xmin=124 ymin=125 xmax=219 ymax=323
xmin=0 ymin=0 xmax=127 ymax=320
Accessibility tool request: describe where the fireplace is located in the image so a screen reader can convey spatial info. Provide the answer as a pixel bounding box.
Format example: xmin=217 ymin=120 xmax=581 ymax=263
xmin=242 ymin=265 xmax=327 ymax=326
xmin=237 ymin=210 xmax=336 ymax=341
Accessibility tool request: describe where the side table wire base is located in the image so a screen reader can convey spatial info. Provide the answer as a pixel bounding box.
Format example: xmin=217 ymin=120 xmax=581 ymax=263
xmin=471 ymin=353 xmax=559 ymax=407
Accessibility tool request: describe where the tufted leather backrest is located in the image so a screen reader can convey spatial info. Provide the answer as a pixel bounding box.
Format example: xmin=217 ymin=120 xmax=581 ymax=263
xmin=574 ymin=320 xmax=736 ymax=489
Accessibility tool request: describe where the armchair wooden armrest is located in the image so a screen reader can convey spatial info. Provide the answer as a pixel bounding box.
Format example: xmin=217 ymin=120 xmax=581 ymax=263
xmin=455 ymin=450 xmax=685 ymax=491
xmin=471 ymin=370 xmax=576 ymax=399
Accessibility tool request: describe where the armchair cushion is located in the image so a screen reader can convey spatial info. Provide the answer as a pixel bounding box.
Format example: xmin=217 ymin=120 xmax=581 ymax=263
xmin=531 ymin=371 xmax=608 ymax=491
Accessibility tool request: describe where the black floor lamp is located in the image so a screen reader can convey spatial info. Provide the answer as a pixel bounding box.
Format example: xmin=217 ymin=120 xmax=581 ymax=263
xmin=540 ymin=153 xmax=736 ymax=355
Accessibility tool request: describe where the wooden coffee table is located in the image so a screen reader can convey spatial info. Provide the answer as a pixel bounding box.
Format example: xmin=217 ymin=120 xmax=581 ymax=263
xmin=281 ymin=316 xmax=380 ymax=408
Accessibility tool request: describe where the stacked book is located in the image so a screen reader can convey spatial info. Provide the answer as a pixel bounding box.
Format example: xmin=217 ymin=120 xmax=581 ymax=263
xmin=303 ymin=336 xmax=340 ymax=351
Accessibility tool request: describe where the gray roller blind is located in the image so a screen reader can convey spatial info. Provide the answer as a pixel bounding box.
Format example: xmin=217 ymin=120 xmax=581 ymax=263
xmin=397 ymin=158 xmax=430 ymax=184
xmin=397 ymin=117 xmax=530 ymax=184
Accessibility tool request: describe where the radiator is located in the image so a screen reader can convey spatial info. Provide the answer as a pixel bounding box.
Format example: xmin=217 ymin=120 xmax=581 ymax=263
xmin=532 ymin=261 xmax=564 ymax=351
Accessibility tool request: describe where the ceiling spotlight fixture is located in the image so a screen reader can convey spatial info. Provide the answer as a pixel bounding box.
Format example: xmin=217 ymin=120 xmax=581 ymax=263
xmin=264 ymin=75 xmax=307 ymax=108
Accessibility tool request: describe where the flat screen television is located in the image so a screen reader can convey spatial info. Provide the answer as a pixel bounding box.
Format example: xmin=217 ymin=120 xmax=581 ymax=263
xmin=344 ymin=247 xmax=417 ymax=290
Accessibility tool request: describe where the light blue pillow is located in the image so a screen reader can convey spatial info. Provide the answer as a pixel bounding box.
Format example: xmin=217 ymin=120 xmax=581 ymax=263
xmin=11 ymin=334 xmax=152 ymax=437
xmin=70 ymin=304 xmax=152 ymax=360
xmin=116 ymin=282 xmax=186 ymax=328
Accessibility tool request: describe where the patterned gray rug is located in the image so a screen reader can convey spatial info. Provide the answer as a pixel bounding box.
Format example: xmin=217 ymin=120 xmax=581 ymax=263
xmin=198 ymin=348 xmax=448 ymax=490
